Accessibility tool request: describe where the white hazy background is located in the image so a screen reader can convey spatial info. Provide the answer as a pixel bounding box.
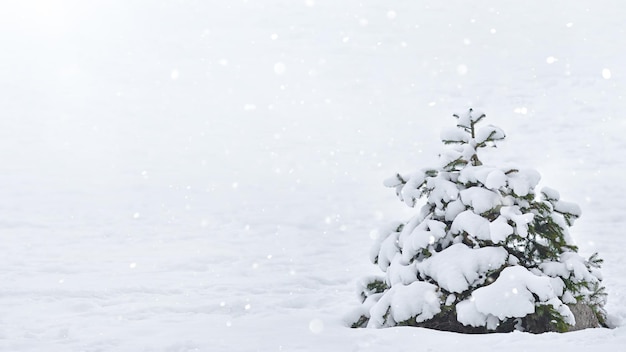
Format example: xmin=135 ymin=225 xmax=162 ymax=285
xmin=1 ymin=1 xmax=625 ymax=351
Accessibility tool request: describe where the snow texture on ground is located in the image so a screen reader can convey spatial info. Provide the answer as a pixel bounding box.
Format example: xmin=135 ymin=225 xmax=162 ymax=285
xmin=1 ymin=0 xmax=625 ymax=351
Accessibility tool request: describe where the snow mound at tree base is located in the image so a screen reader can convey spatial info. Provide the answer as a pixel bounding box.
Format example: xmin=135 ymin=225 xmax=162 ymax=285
xmin=353 ymin=303 xmax=603 ymax=334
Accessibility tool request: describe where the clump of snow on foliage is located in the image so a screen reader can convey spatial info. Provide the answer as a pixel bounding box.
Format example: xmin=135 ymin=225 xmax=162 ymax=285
xmin=476 ymin=125 xmax=505 ymax=145
xmin=366 ymin=281 xmax=442 ymax=328
xmin=416 ymin=243 xmax=508 ymax=293
xmin=460 ymin=187 xmax=501 ymax=214
xmin=506 ymin=169 xmax=541 ymax=197
xmin=398 ymin=220 xmax=447 ymax=264
xmin=441 ymin=128 xmax=470 ymax=144
xmin=450 ymin=210 xmax=491 ymax=240
xmin=457 ymin=266 xmax=574 ymax=330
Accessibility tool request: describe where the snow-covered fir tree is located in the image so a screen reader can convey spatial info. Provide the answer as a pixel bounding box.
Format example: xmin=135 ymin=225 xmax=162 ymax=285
xmin=349 ymin=109 xmax=607 ymax=333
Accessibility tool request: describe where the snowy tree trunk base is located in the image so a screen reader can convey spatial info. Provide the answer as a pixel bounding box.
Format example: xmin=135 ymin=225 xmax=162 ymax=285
xmin=395 ymin=308 xmax=516 ymax=334
xmin=352 ymin=303 xmax=603 ymax=333
xmin=396 ymin=310 xmax=556 ymax=334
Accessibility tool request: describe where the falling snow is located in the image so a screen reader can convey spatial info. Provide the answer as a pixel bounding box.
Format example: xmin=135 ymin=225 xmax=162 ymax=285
xmin=274 ymin=62 xmax=287 ymax=75
xmin=309 ymin=319 xmax=325 ymax=334
xmin=0 ymin=0 xmax=625 ymax=351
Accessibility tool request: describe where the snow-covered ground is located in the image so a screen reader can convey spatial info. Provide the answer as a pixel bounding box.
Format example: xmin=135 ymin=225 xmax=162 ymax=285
xmin=1 ymin=1 xmax=625 ymax=351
